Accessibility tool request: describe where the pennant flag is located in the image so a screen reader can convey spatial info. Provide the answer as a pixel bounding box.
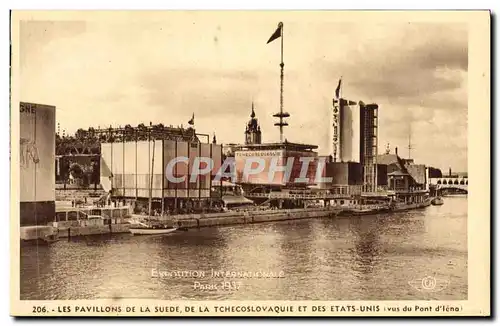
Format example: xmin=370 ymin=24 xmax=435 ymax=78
xmin=335 ymin=78 xmax=342 ymax=99
xmin=188 ymin=113 xmax=194 ymax=125
xmin=338 ymin=98 xmax=359 ymax=107
xmin=267 ymin=22 xmax=283 ymax=44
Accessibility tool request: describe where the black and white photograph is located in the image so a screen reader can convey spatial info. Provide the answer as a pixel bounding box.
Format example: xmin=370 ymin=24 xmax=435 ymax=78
xmin=10 ymin=10 xmax=490 ymax=316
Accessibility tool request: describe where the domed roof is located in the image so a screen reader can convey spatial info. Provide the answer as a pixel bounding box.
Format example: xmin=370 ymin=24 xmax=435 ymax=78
xmin=247 ymin=102 xmax=259 ymax=130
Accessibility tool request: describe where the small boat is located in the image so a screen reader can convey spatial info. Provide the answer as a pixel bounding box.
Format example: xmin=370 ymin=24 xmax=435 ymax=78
xmin=129 ymin=225 xmax=178 ymax=236
xmin=20 ymin=225 xmax=59 ymax=246
xmin=431 ymin=197 xmax=444 ymax=206
xmin=350 ymin=207 xmax=379 ymax=216
xmin=129 ymin=219 xmax=178 ymax=235
xmin=339 ymin=203 xmax=390 ymax=216
xmin=21 ymin=234 xmax=59 ymax=246
xmin=128 ymin=139 xmax=178 ymax=236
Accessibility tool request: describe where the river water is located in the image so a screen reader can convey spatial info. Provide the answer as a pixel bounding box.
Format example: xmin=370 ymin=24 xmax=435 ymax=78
xmin=20 ymin=196 xmax=467 ymax=301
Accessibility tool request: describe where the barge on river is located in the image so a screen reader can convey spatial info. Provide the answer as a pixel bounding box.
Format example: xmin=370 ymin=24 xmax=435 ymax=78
xmin=337 ymin=189 xmax=431 ymax=216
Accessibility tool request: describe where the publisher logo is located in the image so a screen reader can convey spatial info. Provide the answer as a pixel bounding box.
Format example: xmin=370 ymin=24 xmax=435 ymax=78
xmin=408 ymin=276 xmax=449 ymax=293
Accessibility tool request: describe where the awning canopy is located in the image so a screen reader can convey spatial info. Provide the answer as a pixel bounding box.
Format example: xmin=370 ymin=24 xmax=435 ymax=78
xmin=222 ymin=195 xmax=254 ymax=206
xmin=212 ymin=180 xmax=237 ymax=187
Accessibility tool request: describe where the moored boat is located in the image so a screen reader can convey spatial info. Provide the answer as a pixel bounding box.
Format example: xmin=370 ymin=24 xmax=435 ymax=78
xmin=340 ymin=204 xmax=390 ymax=216
xmin=20 ymin=225 xmax=59 ymax=246
xmin=128 ymin=218 xmax=178 ymax=235
xmin=21 ymin=236 xmax=59 ymax=246
xmin=129 ymin=225 xmax=178 ymax=235
xmin=389 ymin=197 xmax=432 ymax=212
xmin=128 ymin=138 xmax=178 ymax=236
xmin=431 ymin=197 xmax=444 ymax=206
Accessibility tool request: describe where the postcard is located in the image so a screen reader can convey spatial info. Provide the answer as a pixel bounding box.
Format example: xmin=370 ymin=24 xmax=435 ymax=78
xmin=10 ymin=10 xmax=490 ymax=317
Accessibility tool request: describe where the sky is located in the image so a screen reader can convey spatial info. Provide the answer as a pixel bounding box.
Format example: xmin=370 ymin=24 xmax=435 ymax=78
xmin=17 ymin=12 xmax=468 ymax=172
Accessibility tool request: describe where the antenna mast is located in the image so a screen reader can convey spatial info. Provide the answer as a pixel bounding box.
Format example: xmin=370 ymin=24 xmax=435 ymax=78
xmin=271 ymin=22 xmax=289 ymax=142
xmin=408 ymin=123 xmax=413 ymax=160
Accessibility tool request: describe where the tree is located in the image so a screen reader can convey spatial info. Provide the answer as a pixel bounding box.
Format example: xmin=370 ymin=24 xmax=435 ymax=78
xmin=91 ymin=159 xmax=100 ymax=189
xmin=69 ymin=163 xmax=84 ymax=179
xmin=75 ymin=128 xmax=88 ymax=140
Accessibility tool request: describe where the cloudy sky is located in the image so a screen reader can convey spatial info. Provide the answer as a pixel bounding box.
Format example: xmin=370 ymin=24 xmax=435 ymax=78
xmin=18 ymin=12 xmax=468 ymax=172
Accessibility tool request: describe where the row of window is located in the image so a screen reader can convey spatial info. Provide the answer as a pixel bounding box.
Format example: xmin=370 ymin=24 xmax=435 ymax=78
xmin=436 ymin=180 xmax=468 ymax=185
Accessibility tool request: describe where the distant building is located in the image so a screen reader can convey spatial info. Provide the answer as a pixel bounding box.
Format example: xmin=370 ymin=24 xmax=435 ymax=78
xmin=445 ymin=167 xmax=468 ymax=178
xmin=231 ymin=103 xmax=318 ymax=192
xmin=377 ymin=149 xmax=404 ymax=175
xmin=377 ymin=147 xmax=427 ymax=193
xmin=338 ymin=99 xmax=360 ymax=163
xmin=222 ymin=143 xmax=238 ymax=158
xmin=244 ymin=102 xmax=262 ymax=145
xmin=20 ymin=102 xmax=56 ymax=226
xmin=98 ymin=124 xmax=222 ymax=212
xmin=428 ymin=166 xmax=443 ymax=178
xmin=359 ymin=102 xmax=379 ymax=192
xmin=377 ymin=164 xmax=388 ymax=187
xmin=55 ymin=154 xmax=100 ymax=188
xmin=317 ymin=161 xmax=363 ymax=196
xmin=55 ymin=123 xmax=203 ymax=191
xmin=234 ymin=142 xmax=318 ymax=191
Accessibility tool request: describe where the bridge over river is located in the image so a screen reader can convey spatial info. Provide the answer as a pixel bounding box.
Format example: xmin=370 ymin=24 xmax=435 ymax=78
xmin=429 ymin=177 xmax=468 ymax=193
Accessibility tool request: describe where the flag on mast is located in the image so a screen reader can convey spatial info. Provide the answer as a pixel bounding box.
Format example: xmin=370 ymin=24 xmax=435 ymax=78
xmin=335 ymin=78 xmax=342 ymax=99
xmin=188 ymin=113 xmax=194 ymax=125
xmin=267 ymin=22 xmax=283 ymax=44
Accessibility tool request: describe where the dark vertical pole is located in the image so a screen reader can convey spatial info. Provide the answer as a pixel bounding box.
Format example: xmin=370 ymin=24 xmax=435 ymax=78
xmin=161 ymin=139 xmax=164 ymax=216
xmin=198 ymin=142 xmax=201 ymax=203
xmin=374 ymin=105 xmax=378 ymax=192
xmin=110 ymin=136 xmax=113 ymax=203
xmin=188 ymin=141 xmax=191 ymax=206
xmin=135 ymin=131 xmax=138 ymax=200
xmin=220 ymin=144 xmax=223 ymax=199
xmin=34 ymin=106 xmax=38 ymax=225
xmin=149 ymin=138 xmax=155 ymax=217
xmin=148 ymin=133 xmax=151 ymax=216
xmin=279 ymin=23 xmax=284 ymax=143
xmin=122 ymin=134 xmax=125 ymax=199
xmin=339 ymin=100 xmax=343 ymax=162
xmin=174 ymin=141 xmax=178 ymax=210
xmin=209 ymin=143 xmax=213 ymax=208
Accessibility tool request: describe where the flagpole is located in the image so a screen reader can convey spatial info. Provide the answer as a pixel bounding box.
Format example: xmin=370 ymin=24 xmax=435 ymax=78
xmin=279 ymin=23 xmax=284 ymax=143
xmin=269 ymin=22 xmax=286 ymax=143
xmin=333 ymin=76 xmax=342 ymax=162
xmin=339 ymin=76 xmax=342 ymax=100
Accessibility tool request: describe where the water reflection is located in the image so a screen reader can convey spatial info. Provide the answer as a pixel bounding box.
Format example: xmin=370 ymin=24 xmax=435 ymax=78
xmin=21 ymin=196 xmax=468 ymax=301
